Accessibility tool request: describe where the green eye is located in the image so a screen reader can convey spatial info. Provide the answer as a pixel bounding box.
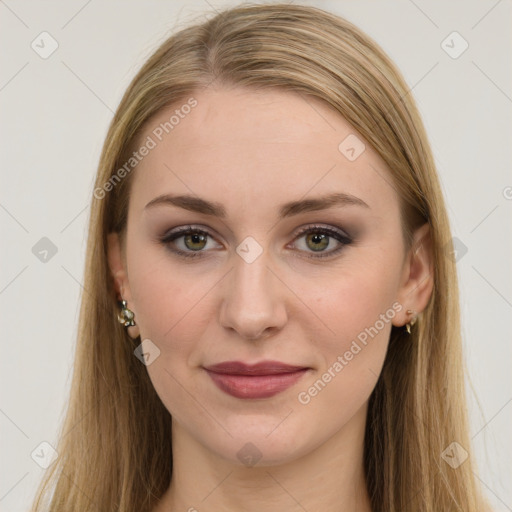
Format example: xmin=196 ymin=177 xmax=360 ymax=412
xmin=305 ymin=232 xmax=330 ymax=251
xmin=182 ymin=232 xmax=208 ymax=251
xmin=291 ymin=225 xmax=352 ymax=259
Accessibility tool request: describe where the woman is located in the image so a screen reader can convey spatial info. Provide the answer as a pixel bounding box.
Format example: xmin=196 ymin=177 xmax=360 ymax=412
xmin=31 ymin=3 xmax=490 ymax=511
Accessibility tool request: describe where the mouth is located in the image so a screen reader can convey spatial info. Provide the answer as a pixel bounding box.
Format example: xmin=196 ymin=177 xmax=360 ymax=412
xmin=203 ymin=360 xmax=310 ymax=399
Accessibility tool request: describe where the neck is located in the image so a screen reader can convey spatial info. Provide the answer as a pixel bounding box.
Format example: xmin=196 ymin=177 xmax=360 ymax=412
xmin=154 ymin=402 xmax=372 ymax=512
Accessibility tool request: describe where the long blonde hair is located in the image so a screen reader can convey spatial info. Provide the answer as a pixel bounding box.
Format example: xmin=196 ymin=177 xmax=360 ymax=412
xmin=31 ymin=3 xmax=488 ymax=511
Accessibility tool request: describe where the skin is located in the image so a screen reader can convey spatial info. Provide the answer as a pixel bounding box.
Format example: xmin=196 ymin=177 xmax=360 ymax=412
xmin=107 ymin=86 xmax=433 ymax=512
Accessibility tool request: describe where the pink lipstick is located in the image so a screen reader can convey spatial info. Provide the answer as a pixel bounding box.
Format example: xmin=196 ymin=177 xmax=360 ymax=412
xmin=204 ymin=360 xmax=309 ymax=399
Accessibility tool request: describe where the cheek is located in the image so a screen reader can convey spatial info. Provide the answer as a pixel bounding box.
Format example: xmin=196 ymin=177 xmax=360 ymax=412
xmin=126 ymin=250 xmax=212 ymax=419
xmin=305 ymin=256 xmax=401 ymax=350
xmin=127 ymin=243 xmax=210 ymax=343
xmin=294 ymin=271 xmax=397 ymax=421
xmin=297 ymin=252 xmax=401 ymax=401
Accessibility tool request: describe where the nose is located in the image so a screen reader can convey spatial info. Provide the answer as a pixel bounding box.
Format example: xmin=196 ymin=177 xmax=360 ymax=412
xmin=218 ymin=248 xmax=288 ymax=341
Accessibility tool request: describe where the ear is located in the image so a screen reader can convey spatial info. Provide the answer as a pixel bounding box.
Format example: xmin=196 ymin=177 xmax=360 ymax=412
xmin=107 ymin=232 xmax=140 ymax=339
xmin=392 ymin=222 xmax=434 ymax=327
xmin=107 ymin=232 xmax=129 ymax=300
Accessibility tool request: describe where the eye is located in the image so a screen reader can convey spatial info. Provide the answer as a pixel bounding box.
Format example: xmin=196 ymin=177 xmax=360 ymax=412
xmin=289 ymin=224 xmax=353 ymax=259
xmin=158 ymin=224 xmax=353 ymax=260
xmin=159 ymin=225 xmax=221 ymax=259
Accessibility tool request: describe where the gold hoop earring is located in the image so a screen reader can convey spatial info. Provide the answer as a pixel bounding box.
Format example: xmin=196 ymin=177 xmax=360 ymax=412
xmin=405 ymin=309 xmax=417 ymax=334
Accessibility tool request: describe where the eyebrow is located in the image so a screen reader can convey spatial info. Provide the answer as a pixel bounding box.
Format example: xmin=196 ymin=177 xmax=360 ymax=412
xmin=144 ymin=192 xmax=370 ymax=218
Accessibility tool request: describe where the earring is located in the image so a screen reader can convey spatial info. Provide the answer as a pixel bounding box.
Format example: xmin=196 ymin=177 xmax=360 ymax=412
xmin=405 ymin=309 xmax=417 ymax=334
xmin=117 ymin=299 xmax=136 ymax=327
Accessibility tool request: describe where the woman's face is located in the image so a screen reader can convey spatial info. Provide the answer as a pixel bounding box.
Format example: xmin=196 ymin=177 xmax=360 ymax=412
xmin=108 ymin=86 xmax=425 ymax=466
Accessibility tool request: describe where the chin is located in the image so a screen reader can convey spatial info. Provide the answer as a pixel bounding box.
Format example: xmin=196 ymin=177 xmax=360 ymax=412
xmin=201 ymin=420 xmax=313 ymax=468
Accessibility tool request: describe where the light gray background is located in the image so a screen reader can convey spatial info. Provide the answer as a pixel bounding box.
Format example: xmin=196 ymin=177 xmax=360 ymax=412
xmin=1 ymin=1 xmax=511 ymax=510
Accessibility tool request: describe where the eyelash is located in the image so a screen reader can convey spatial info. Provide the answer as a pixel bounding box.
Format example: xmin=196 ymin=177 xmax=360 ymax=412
xmin=158 ymin=224 xmax=353 ymax=260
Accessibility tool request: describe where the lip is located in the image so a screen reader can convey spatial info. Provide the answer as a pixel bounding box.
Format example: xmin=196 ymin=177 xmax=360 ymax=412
xmin=203 ymin=360 xmax=310 ymax=399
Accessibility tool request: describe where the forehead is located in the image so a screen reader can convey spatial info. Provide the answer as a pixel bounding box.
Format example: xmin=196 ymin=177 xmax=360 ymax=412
xmin=128 ymin=86 xmax=400 ymax=222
